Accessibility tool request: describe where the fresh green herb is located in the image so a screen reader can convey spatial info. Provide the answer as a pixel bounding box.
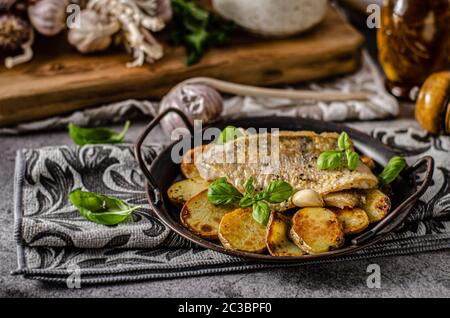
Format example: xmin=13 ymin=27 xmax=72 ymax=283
xmin=264 ymin=180 xmax=294 ymax=203
xmin=207 ymin=177 xmax=242 ymax=205
xmin=317 ymin=131 xmax=360 ymax=171
xmin=217 ymin=126 xmax=243 ymax=144
xmin=170 ymin=0 xmax=235 ymax=65
xmin=244 ymin=177 xmax=255 ymax=196
xmin=239 ymin=194 xmax=254 ymax=208
xmin=346 ymin=150 xmax=360 ymax=171
xmin=317 ymin=150 xmax=343 ymax=170
xmin=338 ymin=131 xmax=351 ymax=151
xmin=207 ymin=177 xmax=293 ymax=225
xmin=68 ymin=121 xmax=130 ymax=146
xmin=378 ymin=156 xmax=406 ymax=185
xmin=68 ymin=188 xmax=140 ymax=225
xmin=252 ymin=201 xmax=271 ymax=226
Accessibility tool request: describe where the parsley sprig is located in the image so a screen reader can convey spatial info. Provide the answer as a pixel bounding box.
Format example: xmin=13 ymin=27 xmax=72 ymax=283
xmin=169 ymin=0 xmax=235 ymax=65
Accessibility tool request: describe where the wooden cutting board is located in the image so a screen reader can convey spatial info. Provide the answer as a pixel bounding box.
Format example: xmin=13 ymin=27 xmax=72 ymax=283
xmin=0 ymin=6 xmax=364 ymax=126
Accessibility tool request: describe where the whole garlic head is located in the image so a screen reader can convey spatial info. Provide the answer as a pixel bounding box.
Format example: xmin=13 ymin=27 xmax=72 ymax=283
xmin=28 ymin=0 xmax=68 ymax=36
xmin=68 ymin=10 xmax=120 ymax=53
xmin=159 ymin=83 xmax=223 ymax=137
xmin=292 ymin=189 xmax=324 ymax=207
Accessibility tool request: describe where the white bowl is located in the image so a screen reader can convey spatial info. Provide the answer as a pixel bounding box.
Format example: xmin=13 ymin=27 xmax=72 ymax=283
xmin=212 ymin=0 xmax=328 ymax=38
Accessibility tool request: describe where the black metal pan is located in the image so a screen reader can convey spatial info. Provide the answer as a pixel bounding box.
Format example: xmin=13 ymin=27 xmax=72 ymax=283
xmin=135 ymin=108 xmax=434 ymax=262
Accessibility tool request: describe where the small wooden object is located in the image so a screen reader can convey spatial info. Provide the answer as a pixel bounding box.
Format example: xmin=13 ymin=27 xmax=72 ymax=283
xmin=415 ymin=71 xmax=450 ymax=135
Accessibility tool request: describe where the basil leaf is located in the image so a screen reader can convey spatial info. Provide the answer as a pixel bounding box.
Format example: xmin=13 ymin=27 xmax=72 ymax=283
xmin=252 ymin=201 xmax=270 ymax=225
xmin=346 ymin=150 xmax=360 ymax=171
xmin=265 ymin=180 xmax=293 ymax=203
xmin=254 ymin=191 xmax=268 ymax=201
xmin=207 ymin=178 xmax=242 ymax=205
xmin=317 ymin=150 xmax=343 ymax=170
xmin=68 ymin=189 xmax=139 ymax=225
xmin=244 ymin=177 xmax=254 ymax=196
xmin=239 ymin=194 xmax=254 ymax=208
xmin=379 ymin=156 xmax=406 ymax=185
xmin=338 ymin=131 xmax=351 ymax=150
xmin=68 ymin=121 xmax=130 ymax=146
xmin=216 ymin=126 xmax=243 ymax=144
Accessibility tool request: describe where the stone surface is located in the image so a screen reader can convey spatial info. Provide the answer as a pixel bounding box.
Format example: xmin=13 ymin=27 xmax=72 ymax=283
xmin=1 ymin=118 xmax=449 ymax=298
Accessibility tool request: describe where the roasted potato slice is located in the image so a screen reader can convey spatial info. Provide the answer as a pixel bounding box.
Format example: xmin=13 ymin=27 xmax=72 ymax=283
xmin=361 ymin=189 xmax=391 ymax=223
xmin=331 ymin=207 xmax=369 ymax=235
xmin=181 ymin=190 xmax=236 ymax=239
xmin=167 ymin=178 xmax=210 ymax=208
xmin=266 ymin=212 xmax=304 ymax=256
xmin=360 ymin=155 xmax=376 ymax=170
xmin=323 ymin=190 xmax=361 ymax=209
xmin=290 ymin=207 xmax=345 ymax=254
xmin=181 ymin=145 xmax=208 ymax=179
xmin=219 ymin=208 xmax=267 ymax=253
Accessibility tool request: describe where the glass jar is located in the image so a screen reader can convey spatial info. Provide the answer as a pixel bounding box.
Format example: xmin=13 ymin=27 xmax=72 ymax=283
xmin=377 ymin=0 xmax=450 ymax=100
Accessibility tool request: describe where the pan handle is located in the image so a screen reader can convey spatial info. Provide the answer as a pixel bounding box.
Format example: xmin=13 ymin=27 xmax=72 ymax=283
xmin=134 ymin=108 xmax=194 ymax=205
xmin=352 ymin=156 xmax=434 ymax=246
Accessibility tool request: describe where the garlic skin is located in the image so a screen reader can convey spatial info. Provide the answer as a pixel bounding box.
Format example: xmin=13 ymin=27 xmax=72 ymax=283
xmin=292 ymin=189 xmax=324 ymax=207
xmin=28 ymin=0 xmax=68 ymax=37
xmin=68 ymin=10 xmax=120 ymax=53
xmin=159 ymin=83 xmax=223 ymax=136
xmin=134 ymin=0 xmax=172 ymax=23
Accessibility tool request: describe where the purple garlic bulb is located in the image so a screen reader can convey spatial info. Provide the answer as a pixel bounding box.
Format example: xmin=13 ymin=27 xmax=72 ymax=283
xmin=28 ymin=0 xmax=68 ymax=36
xmin=159 ymin=83 xmax=223 ymax=136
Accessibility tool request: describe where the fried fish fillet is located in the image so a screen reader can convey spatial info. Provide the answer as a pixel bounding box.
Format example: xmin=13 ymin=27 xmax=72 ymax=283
xmin=195 ymin=131 xmax=378 ymax=211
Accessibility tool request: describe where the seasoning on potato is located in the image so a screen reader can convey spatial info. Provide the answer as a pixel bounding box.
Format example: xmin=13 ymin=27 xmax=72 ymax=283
xmin=361 ymin=189 xmax=391 ymax=223
xmin=168 ymin=178 xmax=210 ymax=208
xmin=266 ymin=212 xmax=304 ymax=257
xmin=331 ymin=207 xmax=369 ymax=235
xmin=290 ymin=207 xmax=345 ymax=254
xmin=218 ymin=208 xmax=267 ymax=253
xmin=180 ymin=190 xmax=237 ymax=239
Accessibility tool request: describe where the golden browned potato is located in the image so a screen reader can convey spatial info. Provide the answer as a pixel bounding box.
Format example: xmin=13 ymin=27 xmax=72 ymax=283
xmin=323 ymin=190 xmax=361 ymax=209
xmin=218 ymin=208 xmax=267 ymax=254
xmin=361 ymin=189 xmax=391 ymax=223
xmin=181 ymin=145 xmax=208 ymax=179
xmin=180 ymin=190 xmax=236 ymax=240
xmin=290 ymin=207 xmax=345 ymax=254
xmin=167 ymin=178 xmax=210 ymax=208
xmin=266 ymin=212 xmax=304 ymax=256
xmin=361 ymin=155 xmax=376 ymax=170
xmin=331 ymin=207 xmax=369 ymax=235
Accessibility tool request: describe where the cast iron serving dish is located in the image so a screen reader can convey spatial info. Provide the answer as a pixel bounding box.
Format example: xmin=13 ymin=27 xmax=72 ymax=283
xmin=134 ymin=108 xmax=434 ymax=262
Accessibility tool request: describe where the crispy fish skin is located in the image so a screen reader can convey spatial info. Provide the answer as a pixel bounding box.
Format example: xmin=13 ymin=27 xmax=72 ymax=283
xmin=195 ymin=131 xmax=378 ymax=211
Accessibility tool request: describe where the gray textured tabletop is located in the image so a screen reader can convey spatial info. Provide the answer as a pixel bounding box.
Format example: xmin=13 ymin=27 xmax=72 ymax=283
xmin=1 ymin=112 xmax=449 ymax=298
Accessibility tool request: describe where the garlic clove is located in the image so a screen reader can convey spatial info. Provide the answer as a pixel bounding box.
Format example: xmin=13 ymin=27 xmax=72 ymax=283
xmin=292 ymin=189 xmax=324 ymax=207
